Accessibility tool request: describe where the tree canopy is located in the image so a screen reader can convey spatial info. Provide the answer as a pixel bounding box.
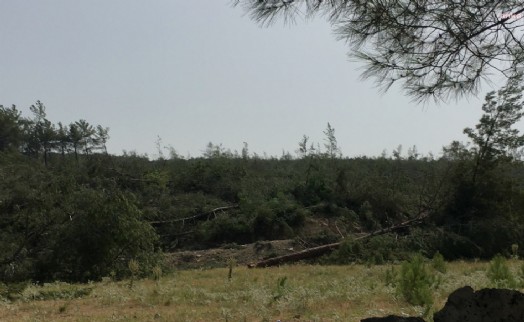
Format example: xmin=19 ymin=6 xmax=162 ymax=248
xmin=233 ymin=0 xmax=524 ymax=102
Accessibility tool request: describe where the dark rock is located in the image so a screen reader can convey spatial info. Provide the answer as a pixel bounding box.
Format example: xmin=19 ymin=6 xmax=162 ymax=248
xmin=361 ymin=316 xmax=425 ymax=322
xmin=434 ymin=286 xmax=524 ymax=322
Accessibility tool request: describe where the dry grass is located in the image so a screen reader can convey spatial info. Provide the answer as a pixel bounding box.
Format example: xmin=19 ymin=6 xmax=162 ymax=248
xmin=1 ymin=260 xmax=523 ymax=322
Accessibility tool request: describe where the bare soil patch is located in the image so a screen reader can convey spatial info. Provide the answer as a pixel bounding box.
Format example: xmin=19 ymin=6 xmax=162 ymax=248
xmin=165 ymin=239 xmax=305 ymax=269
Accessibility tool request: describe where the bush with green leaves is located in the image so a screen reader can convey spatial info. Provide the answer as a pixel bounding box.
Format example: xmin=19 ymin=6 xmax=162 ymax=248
xmin=384 ymin=266 xmax=398 ymax=287
xmin=21 ymin=282 xmax=92 ymax=301
xmin=431 ymin=251 xmax=447 ymax=273
xmin=250 ymin=195 xmax=305 ymax=241
xmin=326 ymin=234 xmax=412 ymax=264
xmin=487 ymin=254 xmax=517 ymax=288
xmin=43 ymin=189 xmax=161 ymax=282
xmin=197 ymin=214 xmax=253 ymax=245
xmin=0 ymin=281 xmax=29 ymax=301
xmin=272 ymin=276 xmax=288 ymax=302
xmin=397 ymin=254 xmax=434 ymax=307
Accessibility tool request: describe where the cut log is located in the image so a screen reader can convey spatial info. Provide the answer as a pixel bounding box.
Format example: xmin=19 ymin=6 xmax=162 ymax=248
xmin=248 ymin=211 xmax=429 ymax=268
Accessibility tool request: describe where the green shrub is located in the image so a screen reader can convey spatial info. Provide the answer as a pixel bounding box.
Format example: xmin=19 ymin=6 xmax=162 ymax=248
xmin=359 ymin=201 xmax=381 ymax=231
xmin=397 ymin=254 xmax=434 ymax=307
xmin=250 ymin=203 xmax=298 ymax=241
xmin=487 ymin=254 xmax=516 ymax=288
xmin=152 ymin=265 xmax=163 ymax=281
xmin=384 ymin=266 xmax=397 ymax=286
xmin=326 ymin=234 xmax=411 ymax=264
xmin=21 ymin=282 xmax=92 ymax=301
xmin=227 ymin=257 xmax=236 ymax=281
xmin=511 ymin=244 xmax=519 ymax=260
xmin=431 ymin=251 xmax=447 ymax=273
xmin=272 ymin=276 xmax=288 ymax=302
xmin=0 ymin=281 xmax=29 ymax=301
xmin=42 ymin=190 xmax=161 ymax=282
xmin=198 ymin=214 xmax=253 ymax=244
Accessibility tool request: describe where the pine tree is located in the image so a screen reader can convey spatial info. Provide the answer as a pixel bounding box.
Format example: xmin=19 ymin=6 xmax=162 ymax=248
xmin=463 ymin=73 xmax=524 ymax=183
xmin=234 ymin=0 xmax=524 ymax=101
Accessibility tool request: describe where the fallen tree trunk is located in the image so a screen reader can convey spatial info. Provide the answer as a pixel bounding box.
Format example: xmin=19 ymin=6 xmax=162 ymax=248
xmin=248 ymin=211 xmax=429 ymax=268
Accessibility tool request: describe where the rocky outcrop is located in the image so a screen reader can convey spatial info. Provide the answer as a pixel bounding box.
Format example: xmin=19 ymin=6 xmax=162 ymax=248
xmin=362 ymin=286 xmax=524 ymax=322
xmin=433 ymin=285 xmax=524 ymax=322
xmin=361 ymin=316 xmax=425 ymax=322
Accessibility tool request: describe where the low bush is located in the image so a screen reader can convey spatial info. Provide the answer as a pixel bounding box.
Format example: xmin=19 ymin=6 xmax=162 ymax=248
xmin=325 ymin=234 xmax=412 ymax=264
xmin=431 ymin=251 xmax=447 ymax=273
xmin=384 ymin=266 xmax=398 ymax=286
xmin=197 ymin=214 xmax=253 ymax=245
xmin=487 ymin=254 xmax=516 ymax=288
xmin=0 ymin=281 xmax=29 ymax=301
xmin=21 ymin=282 xmax=92 ymax=301
xmin=397 ymin=254 xmax=434 ymax=307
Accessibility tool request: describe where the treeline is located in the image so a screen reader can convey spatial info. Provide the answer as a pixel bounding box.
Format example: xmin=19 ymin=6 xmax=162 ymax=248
xmin=2 ymin=76 xmax=524 ymax=283
xmin=1 ymin=101 xmax=109 ymax=166
xmin=0 ymin=102 xmax=159 ymax=283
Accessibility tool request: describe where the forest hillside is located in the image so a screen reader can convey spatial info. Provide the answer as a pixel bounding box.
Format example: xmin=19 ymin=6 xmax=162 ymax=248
xmin=2 ymin=76 xmax=524 ymax=283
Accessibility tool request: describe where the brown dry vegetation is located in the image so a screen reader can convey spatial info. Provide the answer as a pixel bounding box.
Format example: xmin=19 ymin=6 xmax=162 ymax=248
xmin=1 ymin=260 xmax=523 ymax=322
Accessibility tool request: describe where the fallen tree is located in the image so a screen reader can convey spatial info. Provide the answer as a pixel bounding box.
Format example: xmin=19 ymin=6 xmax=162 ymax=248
xmin=248 ymin=211 xmax=429 ymax=268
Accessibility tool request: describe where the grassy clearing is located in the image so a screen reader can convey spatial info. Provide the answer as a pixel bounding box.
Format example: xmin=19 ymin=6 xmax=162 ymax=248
xmin=1 ymin=260 xmax=523 ymax=322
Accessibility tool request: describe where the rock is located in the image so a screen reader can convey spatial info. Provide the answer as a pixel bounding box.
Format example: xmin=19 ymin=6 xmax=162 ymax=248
xmin=361 ymin=316 xmax=425 ymax=322
xmin=434 ymin=286 xmax=524 ymax=322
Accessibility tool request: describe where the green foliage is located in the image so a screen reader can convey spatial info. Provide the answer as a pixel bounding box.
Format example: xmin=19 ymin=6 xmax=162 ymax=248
xmin=249 ymin=194 xmax=306 ymax=241
xmin=437 ymin=75 xmax=524 ymax=259
xmin=487 ymin=254 xmax=517 ymax=288
xmin=227 ymin=257 xmax=236 ymax=281
xmin=0 ymin=281 xmax=29 ymax=301
xmin=327 ymin=234 xmax=413 ymax=265
xmin=397 ymin=254 xmax=434 ymax=307
xmin=383 ymin=266 xmax=397 ymax=287
xmin=44 ymin=190 xmax=160 ymax=282
xmin=511 ymin=244 xmax=519 ymax=260
xmin=0 ymin=105 xmax=23 ymax=152
xmin=128 ymin=259 xmax=140 ymax=289
xmin=272 ymin=276 xmax=288 ymax=302
xmin=323 ymin=122 xmax=341 ymax=159
xmin=431 ymin=252 xmax=447 ymax=273
xmin=128 ymin=259 xmax=140 ymax=276
xmin=520 ymin=263 xmax=524 ymax=284
xmin=4 ymin=96 xmax=524 ymax=284
xmin=0 ymin=149 xmax=160 ymax=283
xmin=22 ymin=282 xmax=92 ymax=301
xmin=152 ymin=265 xmax=163 ymax=282
xmin=463 ymin=73 xmax=524 ymax=168
xmin=359 ymin=201 xmax=381 ymax=231
xmin=197 ymin=214 xmax=252 ymax=245
xmin=234 ymin=0 xmax=524 ymax=102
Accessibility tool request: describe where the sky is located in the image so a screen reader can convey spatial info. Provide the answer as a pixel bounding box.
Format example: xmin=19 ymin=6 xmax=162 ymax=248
xmin=0 ymin=1 xmax=506 ymax=159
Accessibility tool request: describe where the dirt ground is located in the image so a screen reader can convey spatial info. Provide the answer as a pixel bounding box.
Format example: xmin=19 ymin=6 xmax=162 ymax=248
xmin=165 ymin=239 xmax=307 ymax=269
xmin=165 ymin=216 xmax=355 ymax=269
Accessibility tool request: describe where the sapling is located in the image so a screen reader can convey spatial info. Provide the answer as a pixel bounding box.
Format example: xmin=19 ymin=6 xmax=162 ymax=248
xmin=227 ymin=257 xmax=236 ymax=281
xmin=511 ymin=244 xmax=519 ymax=260
xmin=487 ymin=254 xmax=516 ymax=288
xmin=128 ymin=259 xmax=140 ymax=289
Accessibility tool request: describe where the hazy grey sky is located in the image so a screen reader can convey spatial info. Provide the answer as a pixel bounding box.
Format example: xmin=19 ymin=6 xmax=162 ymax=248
xmin=1 ymin=1 xmax=502 ymax=158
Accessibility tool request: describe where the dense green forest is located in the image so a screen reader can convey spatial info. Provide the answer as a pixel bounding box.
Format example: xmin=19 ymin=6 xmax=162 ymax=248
xmin=2 ymin=76 xmax=524 ymax=284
